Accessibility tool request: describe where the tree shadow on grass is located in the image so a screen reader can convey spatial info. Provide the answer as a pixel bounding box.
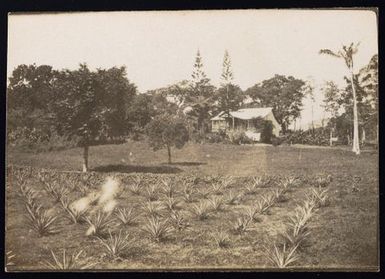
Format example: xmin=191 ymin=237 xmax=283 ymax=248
xmin=92 ymin=164 xmax=183 ymax=174
xmin=164 ymin=161 xmax=207 ymax=166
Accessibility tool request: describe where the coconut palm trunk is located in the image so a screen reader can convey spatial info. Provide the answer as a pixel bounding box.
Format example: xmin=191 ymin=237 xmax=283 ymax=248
xmin=82 ymin=145 xmax=89 ymax=172
xmin=167 ymin=145 xmax=172 ymax=164
xmin=350 ymin=70 xmax=360 ymax=155
xmin=319 ymin=42 xmax=361 ymax=155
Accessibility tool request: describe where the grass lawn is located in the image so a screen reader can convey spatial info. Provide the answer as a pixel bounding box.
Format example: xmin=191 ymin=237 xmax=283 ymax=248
xmin=5 ymin=141 xmax=378 ymax=270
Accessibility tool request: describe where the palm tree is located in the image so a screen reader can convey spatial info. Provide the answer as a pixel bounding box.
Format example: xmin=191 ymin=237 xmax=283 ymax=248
xmin=320 ymin=43 xmax=360 ymax=155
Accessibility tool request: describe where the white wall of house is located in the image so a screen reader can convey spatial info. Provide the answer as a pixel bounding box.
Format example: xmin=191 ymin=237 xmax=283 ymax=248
xmin=210 ymin=109 xmax=281 ymax=137
xmin=211 ymin=120 xmax=228 ymax=132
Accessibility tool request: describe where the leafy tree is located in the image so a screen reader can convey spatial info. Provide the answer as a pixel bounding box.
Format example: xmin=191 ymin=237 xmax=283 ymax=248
xmin=321 ymin=54 xmax=378 ymax=147
xmin=256 ymin=119 xmax=273 ymax=143
xmin=127 ymin=94 xmax=155 ymax=129
xmin=246 ymin=75 xmax=306 ymax=133
xmin=322 ymin=81 xmax=342 ymax=119
xmin=185 ymin=50 xmax=216 ymax=135
xmin=357 ymin=54 xmax=378 ymax=143
xmin=145 ymin=90 xmax=180 ymax=116
xmin=7 ymin=64 xmax=58 ymax=132
xmin=145 ymin=114 xmax=189 ymax=164
xmin=215 ymin=50 xmax=243 ymax=119
xmin=52 ymin=64 xmax=136 ymax=172
xmin=147 ymin=80 xmax=190 ymax=116
xmin=320 ymin=43 xmax=361 ymax=154
xmin=221 ymin=50 xmax=234 ymax=83
xmin=95 ymin=67 xmax=137 ymax=137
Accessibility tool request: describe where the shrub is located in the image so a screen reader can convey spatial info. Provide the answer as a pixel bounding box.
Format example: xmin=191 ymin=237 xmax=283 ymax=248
xmin=114 ymin=207 xmax=138 ymax=226
xmin=98 ymin=230 xmax=132 ymax=258
xmin=286 ymin=127 xmax=331 ymax=146
xmin=197 ymin=187 xmax=213 ymax=199
xmin=189 ymin=201 xmax=212 ymax=220
xmin=25 ymin=204 xmax=59 ymax=237
xmin=8 ymin=127 xmax=79 ymax=153
xmin=182 ymin=185 xmax=196 ymax=203
xmin=143 ymin=184 xmax=159 ymax=201
xmin=286 ymin=202 xmax=315 ymax=237
xmin=278 ymin=176 xmax=298 ymax=191
xmin=20 ymin=185 xmax=39 ymax=210
xmin=281 ymin=226 xmax=311 ymax=247
xmin=168 ymin=210 xmax=190 ymax=232
xmin=272 ymin=188 xmax=286 ymax=203
xmin=141 ymin=216 xmax=174 ymax=242
xmin=129 ymin=176 xmax=143 ymax=195
xmin=85 ymin=211 xmax=115 ymax=237
xmin=43 ymin=181 xmax=70 ymax=203
xmin=227 ymin=129 xmax=251 ymax=145
xmin=208 ymin=196 xmax=225 ymax=212
xmin=243 ymin=205 xmax=260 ymax=222
xmin=6 ymin=250 xmax=16 ymax=267
xmin=212 ymin=229 xmax=231 ymax=248
xmin=142 ymin=201 xmax=164 ymax=217
xmin=211 ymin=182 xmax=224 ymax=195
xmin=232 ymin=216 xmax=255 ymax=234
xmin=160 ymin=179 xmax=177 ymax=198
xmin=225 ymin=190 xmax=243 ymax=205
xmin=162 ymin=196 xmax=182 ymax=211
xmin=205 ymin=130 xmax=228 ymax=144
xmin=260 ymin=193 xmax=276 ymax=213
xmin=308 ymin=187 xmax=330 ymax=208
xmin=244 ymin=176 xmax=268 ymax=194
xmin=260 ymin=120 xmax=274 ymax=143
xmin=271 ymin=136 xmax=284 ymax=146
xmin=42 ymin=249 xmax=94 ymax=270
xmin=252 ymin=193 xmax=276 ymax=215
xmin=314 ymin=174 xmax=332 ymax=188
xmin=60 ymin=197 xmax=89 ymax=224
xmin=264 ymin=243 xmax=300 ymax=268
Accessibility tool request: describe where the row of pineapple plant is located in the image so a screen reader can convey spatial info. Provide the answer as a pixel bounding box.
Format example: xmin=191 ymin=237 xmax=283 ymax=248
xmin=264 ymin=183 xmax=331 ymax=268
xmin=9 ymin=165 xmax=334 ymax=269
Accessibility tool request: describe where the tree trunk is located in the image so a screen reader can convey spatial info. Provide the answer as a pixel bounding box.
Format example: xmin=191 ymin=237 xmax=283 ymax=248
xmin=362 ymin=127 xmax=366 ymax=145
xmin=347 ymin=132 xmax=351 ymax=145
xmin=82 ymin=145 xmax=89 ymax=172
xmin=350 ymin=70 xmax=360 ymax=155
xmin=167 ymin=145 xmax=172 ymax=164
xmin=329 ymin=129 xmax=333 ymax=147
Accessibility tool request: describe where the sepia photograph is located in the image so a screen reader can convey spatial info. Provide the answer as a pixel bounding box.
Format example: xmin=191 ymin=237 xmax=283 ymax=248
xmin=5 ymin=9 xmax=379 ymax=271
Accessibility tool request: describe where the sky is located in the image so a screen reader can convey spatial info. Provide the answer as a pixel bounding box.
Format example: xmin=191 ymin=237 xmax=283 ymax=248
xmin=8 ymin=10 xmax=378 ymax=128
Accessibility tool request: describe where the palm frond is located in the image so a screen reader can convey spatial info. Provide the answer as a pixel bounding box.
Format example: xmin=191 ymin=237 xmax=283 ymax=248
xmin=319 ymin=49 xmax=341 ymax=57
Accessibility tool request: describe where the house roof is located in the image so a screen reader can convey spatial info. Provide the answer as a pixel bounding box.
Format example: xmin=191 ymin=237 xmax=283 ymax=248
xmin=211 ymin=107 xmax=273 ymax=121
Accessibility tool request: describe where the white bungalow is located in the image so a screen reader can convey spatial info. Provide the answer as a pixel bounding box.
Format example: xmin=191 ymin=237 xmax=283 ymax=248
xmin=210 ymin=107 xmax=281 ymax=141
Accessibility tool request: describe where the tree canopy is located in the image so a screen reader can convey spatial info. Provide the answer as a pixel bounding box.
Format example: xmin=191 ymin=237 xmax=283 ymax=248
xmin=185 ymin=50 xmax=216 ymax=135
xmin=246 ymin=75 xmax=306 ymax=133
xmin=145 ymin=114 xmax=189 ymax=163
xmin=215 ymin=51 xmax=244 ymax=118
xmin=8 ymin=63 xmax=137 ymax=171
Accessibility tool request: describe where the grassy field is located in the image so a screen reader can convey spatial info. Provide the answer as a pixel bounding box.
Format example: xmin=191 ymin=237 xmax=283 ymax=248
xmin=7 ymin=140 xmax=378 ymax=177
xmin=5 ymin=141 xmax=379 ymax=270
